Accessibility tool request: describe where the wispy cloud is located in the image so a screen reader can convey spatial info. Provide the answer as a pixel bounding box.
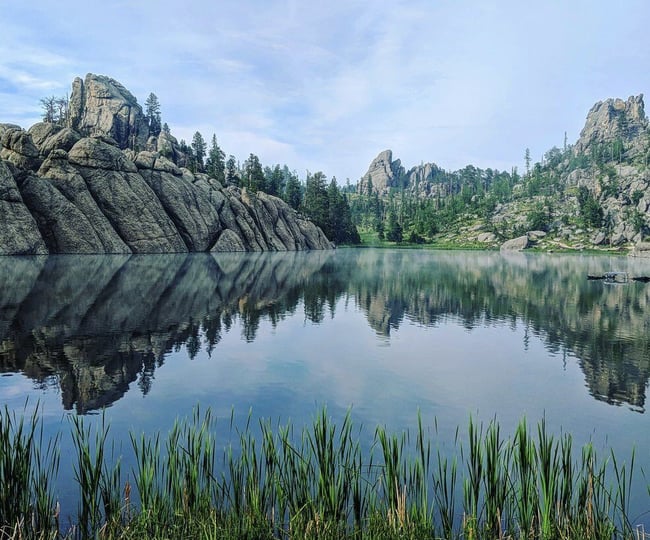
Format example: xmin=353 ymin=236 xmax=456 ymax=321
xmin=1 ymin=0 xmax=649 ymax=179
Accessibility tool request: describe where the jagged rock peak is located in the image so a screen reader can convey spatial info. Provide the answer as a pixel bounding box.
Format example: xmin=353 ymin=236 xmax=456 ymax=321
xmin=575 ymin=94 xmax=648 ymax=154
xmin=358 ymin=149 xmax=405 ymax=195
xmin=69 ymin=73 xmax=150 ymax=151
xmin=358 ymin=149 xmax=444 ymax=197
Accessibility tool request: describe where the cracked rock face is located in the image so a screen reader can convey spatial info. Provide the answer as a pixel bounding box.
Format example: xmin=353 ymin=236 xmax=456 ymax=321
xmin=69 ymin=74 xmax=150 ymax=151
xmin=0 ymin=73 xmax=333 ymax=255
xmin=575 ymin=94 xmax=648 ymax=155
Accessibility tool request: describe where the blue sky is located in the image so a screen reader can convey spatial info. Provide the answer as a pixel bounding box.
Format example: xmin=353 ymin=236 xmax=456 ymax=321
xmin=1 ymin=0 xmax=649 ymax=183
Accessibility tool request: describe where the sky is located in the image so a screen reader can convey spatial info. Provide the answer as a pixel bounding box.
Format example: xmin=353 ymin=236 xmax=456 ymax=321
xmin=1 ymin=0 xmax=649 ymax=183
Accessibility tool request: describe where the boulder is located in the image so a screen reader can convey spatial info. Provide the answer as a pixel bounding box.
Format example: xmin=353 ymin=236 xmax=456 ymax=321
xmin=0 ymin=161 xmax=47 ymax=254
xmin=69 ymin=73 xmax=149 ymax=150
xmin=0 ymin=127 xmax=41 ymax=170
xmin=592 ymin=231 xmax=607 ymax=245
xmin=28 ymin=122 xmax=81 ymax=157
xmin=69 ymin=136 xmax=137 ymax=171
xmin=500 ymin=235 xmax=530 ymax=252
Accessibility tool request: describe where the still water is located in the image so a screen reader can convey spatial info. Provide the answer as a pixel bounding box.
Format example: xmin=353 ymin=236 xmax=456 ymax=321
xmin=1 ymin=248 xmax=649 ymax=523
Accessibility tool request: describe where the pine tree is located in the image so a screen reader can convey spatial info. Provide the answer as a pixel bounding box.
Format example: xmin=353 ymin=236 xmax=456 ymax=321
xmin=284 ymin=171 xmax=302 ymax=209
xmin=243 ymin=154 xmax=265 ymax=192
xmin=326 ymin=178 xmax=360 ymax=244
xmin=145 ymin=93 xmax=162 ymax=136
xmin=191 ymin=131 xmax=207 ymax=171
xmin=264 ymin=165 xmax=284 ymax=197
xmin=303 ymin=172 xmax=329 ymax=230
xmin=386 ymin=209 xmax=403 ymax=242
xmin=225 ymin=155 xmax=239 ymax=186
xmin=206 ymin=134 xmax=226 ymax=182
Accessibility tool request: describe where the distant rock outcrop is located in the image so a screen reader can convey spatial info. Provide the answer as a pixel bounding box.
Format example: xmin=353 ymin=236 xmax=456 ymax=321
xmin=357 ymin=93 xmax=650 ymax=251
xmin=358 ymin=149 xmax=445 ymax=197
xmin=358 ymin=150 xmax=405 ymax=194
xmin=0 ymin=73 xmax=332 ymax=254
xmin=574 ymin=95 xmax=648 ymax=156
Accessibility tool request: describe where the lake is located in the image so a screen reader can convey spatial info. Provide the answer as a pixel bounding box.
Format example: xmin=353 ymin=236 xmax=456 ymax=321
xmin=1 ymin=248 xmax=649 ymax=526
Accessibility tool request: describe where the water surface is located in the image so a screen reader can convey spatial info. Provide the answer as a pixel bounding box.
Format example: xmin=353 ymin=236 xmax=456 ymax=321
xmin=1 ymin=249 xmax=649 ymax=523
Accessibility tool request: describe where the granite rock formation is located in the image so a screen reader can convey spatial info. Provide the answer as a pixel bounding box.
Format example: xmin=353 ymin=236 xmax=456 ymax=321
xmin=574 ymin=94 xmax=648 ymax=156
xmin=0 ymin=74 xmax=332 ymax=254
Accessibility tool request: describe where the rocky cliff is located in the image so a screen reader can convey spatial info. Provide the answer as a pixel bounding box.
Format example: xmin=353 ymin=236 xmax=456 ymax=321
xmin=0 ymin=74 xmax=332 ymax=255
xmin=358 ymin=149 xmax=447 ymax=198
xmin=356 ymin=94 xmax=650 ymax=252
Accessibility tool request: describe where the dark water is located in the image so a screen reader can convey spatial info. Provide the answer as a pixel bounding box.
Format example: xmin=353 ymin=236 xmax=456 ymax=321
xmin=1 ymin=248 xmax=649 ymax=523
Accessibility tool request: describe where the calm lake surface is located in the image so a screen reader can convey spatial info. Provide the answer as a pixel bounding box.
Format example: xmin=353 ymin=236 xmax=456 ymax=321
xmin=1 ymin=248 xmax=650 ymax=524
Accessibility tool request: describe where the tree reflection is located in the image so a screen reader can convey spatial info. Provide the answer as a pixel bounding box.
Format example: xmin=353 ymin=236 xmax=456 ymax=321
xmin=0 ymin=250 xmax=648 ymax=413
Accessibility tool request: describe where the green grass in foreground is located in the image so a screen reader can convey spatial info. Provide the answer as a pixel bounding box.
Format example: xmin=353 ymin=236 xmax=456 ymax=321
xmin=0 ymin=404 xmax=646 ymax=539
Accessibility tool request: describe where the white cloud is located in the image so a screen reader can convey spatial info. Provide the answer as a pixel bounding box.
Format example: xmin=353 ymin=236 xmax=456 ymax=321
xmin=1 ymin=0 xmax=649 ymax=177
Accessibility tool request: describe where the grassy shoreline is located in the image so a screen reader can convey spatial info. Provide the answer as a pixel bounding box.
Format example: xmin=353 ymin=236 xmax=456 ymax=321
xmin=1 ymin=405 xmax=646 ymax=539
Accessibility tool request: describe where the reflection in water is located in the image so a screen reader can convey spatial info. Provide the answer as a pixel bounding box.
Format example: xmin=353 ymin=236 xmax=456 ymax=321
xmin=0 ymin=249 xmax=649 ymax=413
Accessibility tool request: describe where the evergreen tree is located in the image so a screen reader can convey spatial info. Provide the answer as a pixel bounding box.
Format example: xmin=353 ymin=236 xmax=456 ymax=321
xmin=191 ymin=131 xmax=207 ymax=171
xmin=179 ymin=139 xmax=196 ymax=171
xmin=145 ymin=93 xmax=162 ymax=136
xmin=386 ymin=209 xmax=403 ymax=242
xmin=206 ymin=134 xmax=226 ymax=182
xmin=243 ymin=153 xmax=265 ymax=192
xmin=303 ymin=172 xmax=329 ymax=229
xmin=225 ymin=155 xmax=239 ymax=186
xmin=264 ymin=165 xmax=285 ymax=197
xmin=326 ymin=178 xmax=360 ymax=244
xmin=284 ymin=171 xmax=302 ymax=210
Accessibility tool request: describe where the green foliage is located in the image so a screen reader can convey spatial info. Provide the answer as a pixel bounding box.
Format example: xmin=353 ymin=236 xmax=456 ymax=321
xmin=629 ymin=209 xmax=646 ymax=236
xmin=631 ymin=190 xmax=645 ymax=206
xmin=527 ymin=201 xmax=552 ymax=232
xmin=1 ymin=406 xmax=640 ymax=539
xmin=283 ymin=170 xmax=302 ymax=210
xmin=242 ymin=153 xmax=265 ymax=192
xmin=0 ymin=403 xmax=60 ymax=536
xmin=326 ymin=179 xmax=360 ymax=244
xmin=263 ymin=164 xmax=284 ymax=197
xmin=407 ymin=230 xmax=426 ymax=244
xmin=205 ymin=135 xmax=225 ymax=183
xmin=577 ymin=186 xmax=603 ymax=228
xmin=145 ymin=93 xmax=162 ymax=136
xmin=191 ymin=131 xmax=207 ymax=172
xmin=225 ymin=155 xmax=238 ymax=186
xmin=386 ymin=209 xmax=403 ymax=242
xmin=303 ymin=171 xmax=329 ymax=228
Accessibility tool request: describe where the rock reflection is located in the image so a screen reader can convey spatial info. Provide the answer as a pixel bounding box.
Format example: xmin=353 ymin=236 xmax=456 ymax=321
xmin=1 ymin=249 xmax=648 ymax=413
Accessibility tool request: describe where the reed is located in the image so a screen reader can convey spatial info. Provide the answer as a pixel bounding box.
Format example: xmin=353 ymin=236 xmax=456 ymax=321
xmin=0 ymin=403 xmax=59 ymax=538
xmin=0 ymin=405 xmax=647 ymax=539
